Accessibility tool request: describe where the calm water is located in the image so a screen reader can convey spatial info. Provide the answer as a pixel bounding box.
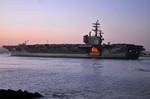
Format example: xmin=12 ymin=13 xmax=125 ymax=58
xmin=0 ymin=54 xmax=150 ymax=99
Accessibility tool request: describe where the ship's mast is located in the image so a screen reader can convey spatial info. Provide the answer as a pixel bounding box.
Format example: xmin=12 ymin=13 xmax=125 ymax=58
xmin=83 ymin=20 xmax=104 ymax=45
xmin=92 ymin=20 xmax=100 ymax=37
xmin=92 ymin=20 xmax=103 ymax=36
xmin=92 ymin=20 xmax=104 ymax=44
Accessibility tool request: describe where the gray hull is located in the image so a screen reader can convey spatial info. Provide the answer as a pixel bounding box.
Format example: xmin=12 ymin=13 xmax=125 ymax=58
xmin=9 ymin=51 xmax=136 ymax=59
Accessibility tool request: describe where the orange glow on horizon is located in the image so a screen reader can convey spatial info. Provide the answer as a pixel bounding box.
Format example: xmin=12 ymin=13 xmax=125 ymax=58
xmin=0 ymin=26 xmax=82 ymax=45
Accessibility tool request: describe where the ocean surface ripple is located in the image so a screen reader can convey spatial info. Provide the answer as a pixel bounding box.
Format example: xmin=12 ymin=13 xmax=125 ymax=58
xmin=0 ymin=54 xmax=150 ymax=99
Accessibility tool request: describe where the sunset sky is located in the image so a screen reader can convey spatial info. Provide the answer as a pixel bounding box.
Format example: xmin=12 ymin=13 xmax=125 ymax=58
xmin=0 ymin=0 xmax=150 ymax=50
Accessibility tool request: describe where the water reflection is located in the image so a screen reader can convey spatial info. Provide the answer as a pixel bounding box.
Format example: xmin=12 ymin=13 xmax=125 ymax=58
xmin=0 ymin=55 xmax=150 ymax=99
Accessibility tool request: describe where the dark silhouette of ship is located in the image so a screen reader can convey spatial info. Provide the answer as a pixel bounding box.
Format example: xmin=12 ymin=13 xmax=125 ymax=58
xmin=3 ymin=20 xmax=144 ymax=59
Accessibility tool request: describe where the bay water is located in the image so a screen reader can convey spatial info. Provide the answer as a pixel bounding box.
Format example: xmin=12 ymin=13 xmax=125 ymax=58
xmin=0 ymin=54 xmax=150 ymax=99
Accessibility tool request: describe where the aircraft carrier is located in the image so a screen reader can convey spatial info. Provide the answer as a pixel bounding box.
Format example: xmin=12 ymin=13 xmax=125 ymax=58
xmin=3 ymin=20 xmax=144 ymax=59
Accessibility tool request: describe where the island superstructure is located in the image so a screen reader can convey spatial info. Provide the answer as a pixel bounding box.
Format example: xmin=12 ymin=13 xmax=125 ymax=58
xmin=3 ymin=20 xmax=144 ymax=59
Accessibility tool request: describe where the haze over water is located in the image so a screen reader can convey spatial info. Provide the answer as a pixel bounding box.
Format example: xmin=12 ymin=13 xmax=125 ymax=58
xmin=0 ymin=54 xmax=150 ymax=99
xmin=0 ymin=0 xmax=150 ymax=50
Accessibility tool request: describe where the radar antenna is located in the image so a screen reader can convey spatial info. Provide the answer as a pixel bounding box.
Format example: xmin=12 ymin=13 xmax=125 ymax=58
xmin=92 ymin=20 xmax=104 ymax=42
xmin=83 ymin=20 xmax=104 ymax=45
